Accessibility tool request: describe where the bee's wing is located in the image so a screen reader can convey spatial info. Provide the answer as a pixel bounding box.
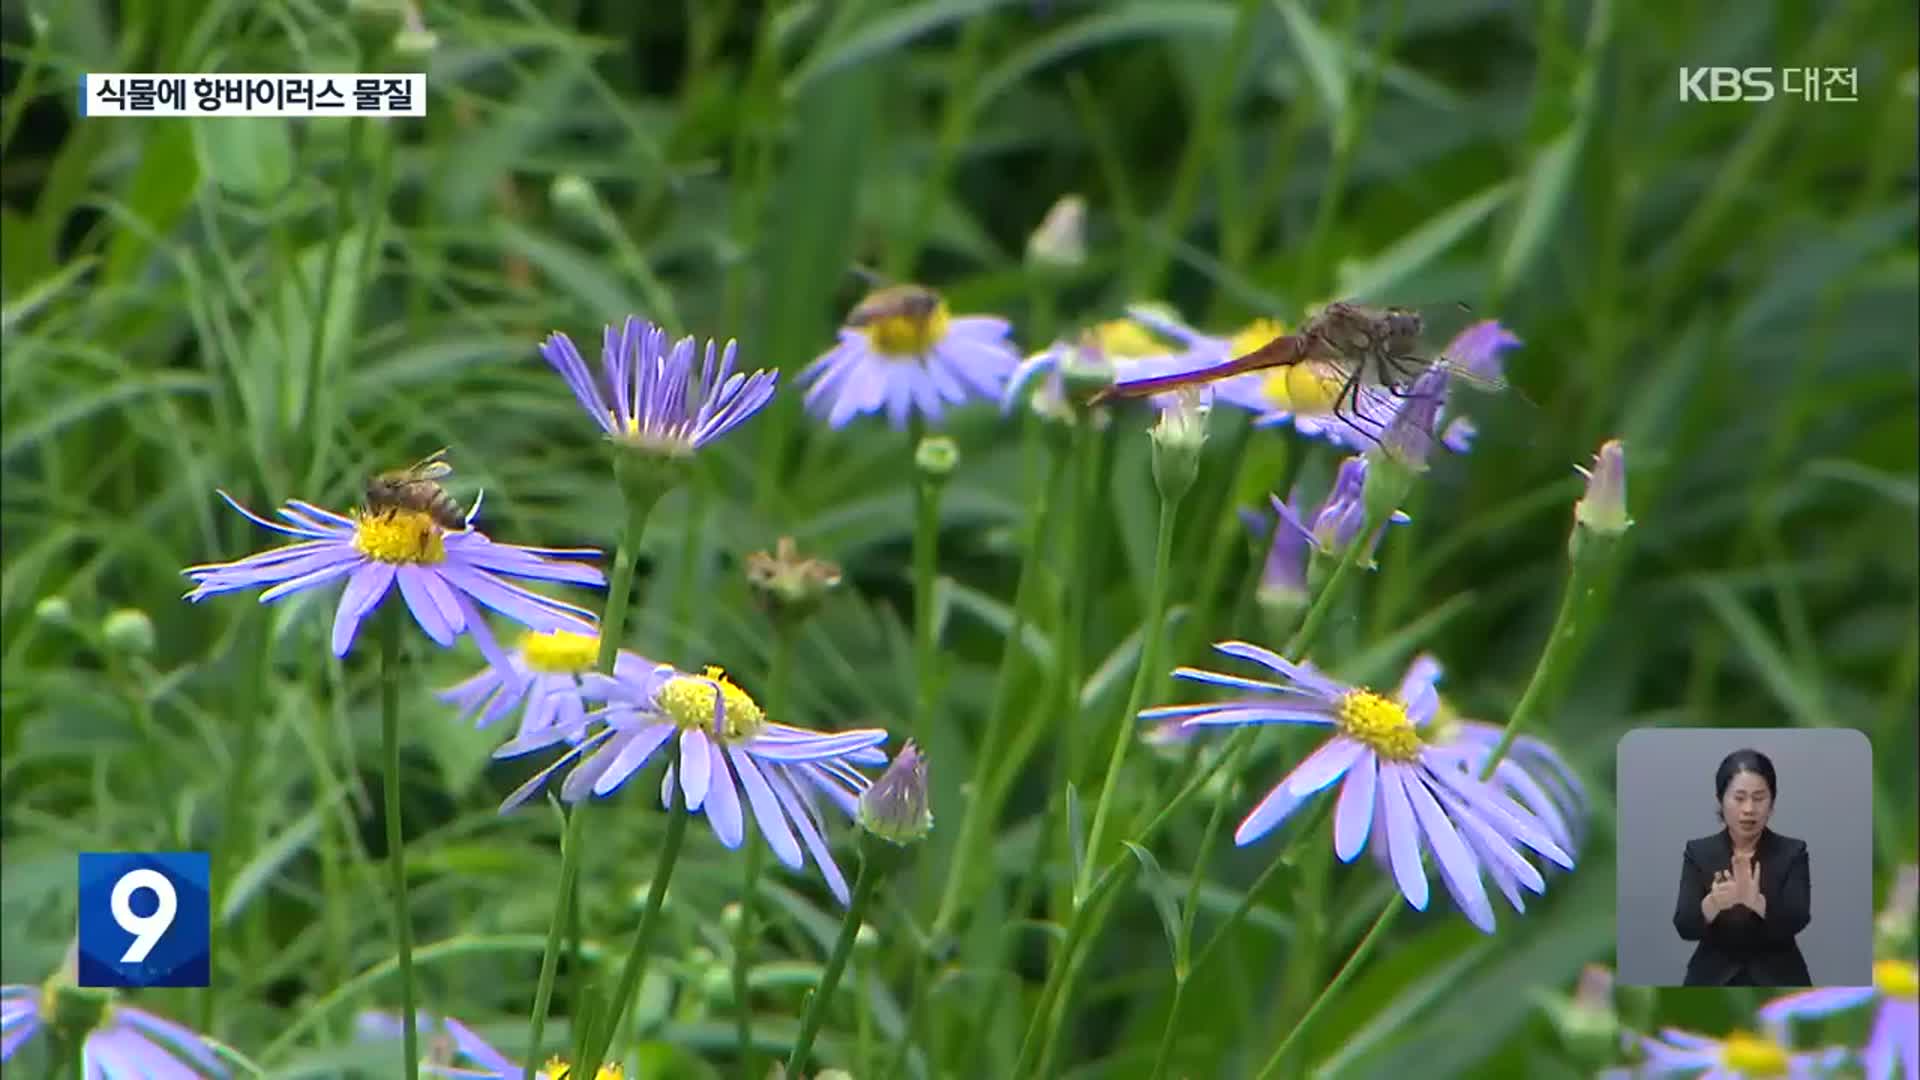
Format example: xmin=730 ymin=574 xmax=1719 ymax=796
xmin=409 ymin=447 xmax=453 ymax=478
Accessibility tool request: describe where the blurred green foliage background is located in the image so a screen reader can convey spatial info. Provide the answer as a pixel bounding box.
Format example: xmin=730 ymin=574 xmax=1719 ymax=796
xmin=2 ymin=0 xmax=1915 ymax=1076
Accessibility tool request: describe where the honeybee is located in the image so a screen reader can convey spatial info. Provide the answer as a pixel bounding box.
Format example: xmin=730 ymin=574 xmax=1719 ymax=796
xmin=365 ymin=448 xmax=468 ymax=531
xmin=844 ymin=284 xmax=942 ymax=328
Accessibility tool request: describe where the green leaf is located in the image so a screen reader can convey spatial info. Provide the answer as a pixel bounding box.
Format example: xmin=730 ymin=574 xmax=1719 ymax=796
xmin=1066 ymin=782 xmax=1087 ymax=891
xmin=0 ymin=255 xmax=98 ymax=336
xmin=973 ymin=4 xmax=1238 ymax=112
xmin=1334 ymin=180 xmax=1514 ymax=301
xmin=1495 ymin=129 xmax=1581 ymax=296
xmin=942 ymin=577 xmax=1057 ymax=667
xmin=1273 ymin=0 xmax=1349 ymax=123
xmin=105 ymin=122 xmax=201 ymax=286
xmin=786 ymin=0 xmax=1021 ymax=96
xmin=193 ymin=118 xmax=294 ymax=202
xmin=219 ymin=791 xmax=341 ymax=924
xmin=1124 ymin=841 xmax=1189 ymax=974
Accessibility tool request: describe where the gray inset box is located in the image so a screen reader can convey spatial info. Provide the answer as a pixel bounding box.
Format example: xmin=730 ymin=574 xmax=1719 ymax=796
xmin=1615 ymin=727 xmax=1874 ymax=987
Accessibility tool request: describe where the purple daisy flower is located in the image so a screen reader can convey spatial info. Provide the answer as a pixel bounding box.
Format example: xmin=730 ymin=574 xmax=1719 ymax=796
xmin=800 ymin=285 xmax=1021 ymax=430
xmin=1139 ymin=641 xmax=1575 ymax=933
xmin=538 ymin=315 xmax=777 ymax=456
xmin=1003 ymin=316 xmax=1190 ymax=421
xmin=438 ymin=630 xmax=655 ymax=748
xmin=183 ymin=492 xmax=603 ymax=666
xmin=1603 ymin=1027 xmax=1849 ymax=1080
xmin=1394 ymin=653 xmax=1590 ymax=861
xmin=495 ymin=662 xmax=889 ymax=905
xmin=1760 ymin=960 xmax=1918 ymax=1080
xmin=358 ymin=1009 xmax=585 ymax=1078
xmin=2 ymin=985 xmax=227 ymax=1077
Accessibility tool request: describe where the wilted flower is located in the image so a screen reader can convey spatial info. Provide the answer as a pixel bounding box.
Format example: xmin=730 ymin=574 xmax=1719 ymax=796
xmin=745 ymin=537 xmax=843 ymax=620
xmin=1139 ymin=641 xmax=1574 ymax=933
xmin=497 ymin=662 xmax=888 ymax=904
xmin=182 ymin=491 xmax=602 ymax=663
xmin=858 ymin=741 xmax=932 ymax=844
xmin=1603 ymin=1027 xmax=1848 ymax=1080
xmin=1760 ymin=959 xmax=1917 ymax=1080
xmin=800 ymin=285 xmax=1020 ymax=430
xmin=1575 ymin=439 xmax=1631 ymax=536
xmin=1 ymin=983 xmax=226 ymax=1077
xmin=540 ymin=316 xmax=777 ymax=459
xmin=439 ymin=631 xmax=654 ymax=747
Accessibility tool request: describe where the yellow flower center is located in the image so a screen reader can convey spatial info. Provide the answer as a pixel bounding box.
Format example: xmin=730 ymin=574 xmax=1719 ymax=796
xmin=654 ymin=665 xmax=765 ymax=739
xmin=1092 ymin=319 xmax=1163 ymax=359
xmin=1876 ymin=958 xmax=1918 ymax=998
xmin=1228 ymin=317 xmax=1289 ymax=361
xmin=866 ymin=301 xmax=951 ymax=358
xmin=519 ymin=630 xmax=600 ymax=674
xmin=542 ymin=1058 xmax=625 ymax=1080
xmin=1336 ymin=689 xmax=1422 ymax=762
xmin=1718 ymin=1030 xmax=1790 ymax=1077
xmin=351 ymin=508 xmax=446 ymax=564
xmin=1259 ymin=361 xmax=1347 ymax=414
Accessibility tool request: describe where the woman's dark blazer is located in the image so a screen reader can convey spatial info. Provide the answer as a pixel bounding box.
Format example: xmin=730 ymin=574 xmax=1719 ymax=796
xmin=1672 ymin=827 xmax=1812 ymax=987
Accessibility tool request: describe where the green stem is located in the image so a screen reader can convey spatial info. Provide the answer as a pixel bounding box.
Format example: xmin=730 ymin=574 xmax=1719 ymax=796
xmin=932 ymin=444 xmax=1068 ymax=935
xmin=523 ymin=807 xmax=587 ymax=1080
xmin=786 ymin=844 xmax=890 ymax=1072
xmin=1077 ymin=492 xmax=1183 ymax=902
xmin=1129 ymin=0 xmax=1264 ymax=298
xmin=526 ymin=491 xmax=663 ymax=1078
xmin=1254 ymin=902 xmax=1402 ymax=1079
xmin=1284 ymin=518 xmax=1373 ymax=659
xmin=1147 ymin=732 xmax=1249 ymax=1080
xmin=911 ymin=450 xmax=945 ymax=746
xmin=578 ymin=738 xmax=689 ymax=1076
xmin=378 ymin=611 xmax=419 ymax=1080
xmin=733 ymin=624 xmax=792 ymax=1077
xmin=1478 ymin=532 xmax=1615 ymax=778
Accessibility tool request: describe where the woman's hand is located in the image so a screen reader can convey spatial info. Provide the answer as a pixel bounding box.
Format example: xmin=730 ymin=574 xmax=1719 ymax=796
xmin=1703 ymin=869 xmax=1740 ymax=920
xmin=1732 ymin=857 xmax=1766 ymax=916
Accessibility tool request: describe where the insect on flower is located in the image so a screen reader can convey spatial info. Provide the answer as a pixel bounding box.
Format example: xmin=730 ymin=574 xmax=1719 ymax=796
xmin=365 ymin=447 xmax=467 ymax=532
xmin=800 ymin=282 xmax=1022 ymax=430
xmin=1093 ymin=301 xmax=1520 ymax=447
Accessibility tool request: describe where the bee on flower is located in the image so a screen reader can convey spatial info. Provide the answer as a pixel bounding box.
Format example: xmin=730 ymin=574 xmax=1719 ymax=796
xmin=800 ymin=284 xmax=1022 ymax=430
xmin=182 ymin=465 xmax=603 ymax=671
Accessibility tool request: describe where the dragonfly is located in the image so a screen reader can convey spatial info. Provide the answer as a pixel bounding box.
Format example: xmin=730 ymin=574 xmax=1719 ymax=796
xmin=1088 ymin=301 xmax=1516 ymax=446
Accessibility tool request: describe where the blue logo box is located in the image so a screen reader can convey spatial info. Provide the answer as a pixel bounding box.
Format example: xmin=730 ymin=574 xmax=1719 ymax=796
xmin=77 ymin=852 xmax=211 ymax=988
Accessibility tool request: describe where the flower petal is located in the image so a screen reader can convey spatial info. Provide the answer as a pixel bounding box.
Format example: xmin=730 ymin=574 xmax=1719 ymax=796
xmin=331 ymin=562 xmax=396 ymax=656
xmin=1333 ymin=752 xmax=1377 ymax=862
xmin=729 ymin=746 xmax=803 ymax=867
xmin=1378 ymin=764 xmax=1430 ymax=910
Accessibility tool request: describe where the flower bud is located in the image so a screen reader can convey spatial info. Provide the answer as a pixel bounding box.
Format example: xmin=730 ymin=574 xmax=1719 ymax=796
xmin=550 ymin=174 xmax=601 ymax=231
xmin=1573 ymin=439 xmax=1630 ymax=536
xmin=858 ymin=742 xmax=932 ymax=845
xmin=392 ymin=27 xmax=438 ymax=58
xmin=1025 ymin=194 xmax=1086 ymax=271
xmin=1148 ymin=387 xmax=1209 ymax=503
xmin=914 ymin=435 xmax=959 ymax=479
xmin=34 ymin=595 xmax=73 ymax=626
xmin=101 ymin=608 xmax=155 ymax=657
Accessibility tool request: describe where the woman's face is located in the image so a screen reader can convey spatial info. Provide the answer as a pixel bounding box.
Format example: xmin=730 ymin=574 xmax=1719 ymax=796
xmin=1720 ymin=769 xmax=1774 ymax=842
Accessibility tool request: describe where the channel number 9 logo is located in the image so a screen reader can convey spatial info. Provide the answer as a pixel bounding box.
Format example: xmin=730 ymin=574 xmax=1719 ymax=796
xmin=77 ymin=852 xmax=211 ymax=988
